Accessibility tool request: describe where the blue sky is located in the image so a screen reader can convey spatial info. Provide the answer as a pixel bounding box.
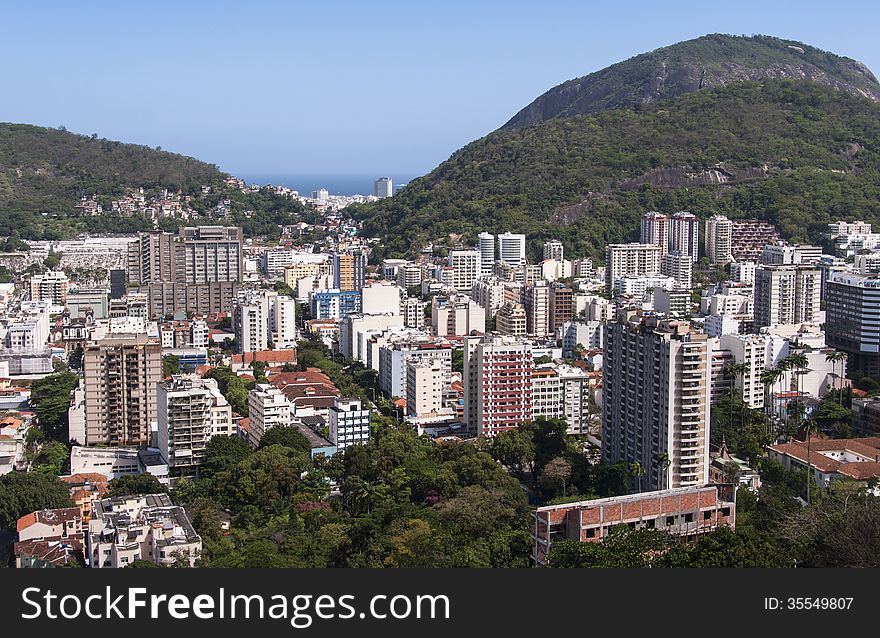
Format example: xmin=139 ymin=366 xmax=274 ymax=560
xmin=2 ymin=1 xmax=879 ymax=176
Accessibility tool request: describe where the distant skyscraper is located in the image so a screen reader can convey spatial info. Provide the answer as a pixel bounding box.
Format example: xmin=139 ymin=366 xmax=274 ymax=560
xmin=543 ymin=240 xmax=564 ymax=262
xmin=640 ymin=212 xmax=669 ymax=256
xmin=753 ymin=265 xmax=821 ymax=330
xmin=373 ymin=177 xmax=393 ymax=198
xmin=669 ymin=211 xmax=700 ymax=262
xmin=109 ymin=269 xmax=126 ymax=300
xmin=311 ymin=188 xmax=329 ymax=201
xmin=704 ymin=215 xmax=733 ymax=264
xmin=478 ymin=232 xmax=496 ymax=276
xmin=498 ymin=232 xmax=526 ymax=267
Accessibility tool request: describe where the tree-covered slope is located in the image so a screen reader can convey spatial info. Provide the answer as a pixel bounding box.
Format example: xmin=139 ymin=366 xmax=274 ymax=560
xmin=352 ymin=80 xmax=880 ymax=262
xmin=503 ymin=34 xmax=879 ymax=129
xmin=0 ymin=123 xmax=226 ymax=213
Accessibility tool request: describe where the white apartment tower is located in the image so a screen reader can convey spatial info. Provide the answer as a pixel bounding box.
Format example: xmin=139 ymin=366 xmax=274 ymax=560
xmin=447 ymin=249 xmax=481 ymax=291
xmin=662 ymin=251 xmax=694 ymax=290
xmin=498 ymin=232 xmax=526 ymax=267
xmin=478 ymin=232 xmax=496 ymax=276
xmin=406 ymin=359 xmax=444 ymax=418
xmin=328 ymin=397 xmax=371 ymax=450
xmin=543 ymin=240 xmax=564 ymax=262
xmin=753 ymin=265 xmax=821 ymax=330
xmin=157 ymin=376 xmax=233 ymax=479
xmin=247 ymin=383 xmax=291 ymax=446
xmin=669 ymin=211 xmax=700 ymax=262
xmin=640 ymin=212 xmax=669 ymax=255
xmin=373 ymin=177 xmax=393 ymax=198
xmin=704 ymin=215 xmax=733 ymax=264
xmin=604 ymin=243 xmax=663 ymax=292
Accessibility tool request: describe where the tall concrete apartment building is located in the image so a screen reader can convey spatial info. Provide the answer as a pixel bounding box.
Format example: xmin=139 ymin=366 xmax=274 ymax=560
xmin=669 ymin=211 xmax=700 ymax=262
xmin=549 ymin=286 xmax=574 ymax=331
xmin=753 ymin=265 xmax=821 ymax=330
xmin=246 ymin=383 xmax=291 ymax=446
xmin=447 ymin=249 xmax=481 ymax=291
xmin=719 ymin=333 xmax=767 ymax=409
xmin=604 ymin=243 xmax=663 ymax=293
xmin=83 ymin=333 xmax=162 ymax=446
xmin=640 ymin=211 xmax=669 ymax=256
xmin=373 ymin=177 xmax=393 ymax=198
xmin=127 ymin=226 xmax=243 ymax=318
xmin=602 ymin=312 xmax=711 ymax=491
xmin=157 ymin=376 xmax=233 ymax=479
xmin=524 ymin=282 xmax=551 ymax=336
xmin=825 ymin=273 xmax=880 ymax=375
xmin=542 ymin=240 xmax=564 ymax=262
xmin=233 ymin=289 xmax=297 ymax=353
xmin=29 ymin=271 xmax=69 ymax=305
xmin=406 ymin=359 xmax=444 ymax=418
xmin=477 ymin=232 xmax=496 ymax=276
xmin=328 ymin=397 xmax=371 ymax=451
xmin=463 ymin=334 xmax=533 ymax=437
xmin=498 ymin=232 xmax=526 ymax=267
xmin=662 ymin=251 xmax=693 ymax=290
xmin=333 ymin=251 xmax=367 ymax=292
xmin=704 ymin=214 xmax=733 ymax=264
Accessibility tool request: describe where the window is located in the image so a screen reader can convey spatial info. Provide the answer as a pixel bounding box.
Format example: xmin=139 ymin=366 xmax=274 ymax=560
xmin=703 ymin=511 xmax=712 ymax=520
xmin=685 ymin=513 xmax=694 ymax=523
xmin=586 ymin=528 xmax=596 ymax=539
xmin=722 ymin=507 xmax=731 ymax=517
xmin=666 ymin=516 xmax=675 ymax=526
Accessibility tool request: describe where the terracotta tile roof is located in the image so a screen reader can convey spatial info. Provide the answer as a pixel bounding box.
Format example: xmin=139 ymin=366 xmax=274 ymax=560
xmin=768 ymin=437 xmax=880 ymax=480
xmin=14 ymin=538 xmax=83 ymax=567
xmin=232 ymin=350 xmax=296 ymax=364
xmin=59 ymin=473 xmax=109 ymax=485
xmin=16 ymin=507 xmax=81 ymax=533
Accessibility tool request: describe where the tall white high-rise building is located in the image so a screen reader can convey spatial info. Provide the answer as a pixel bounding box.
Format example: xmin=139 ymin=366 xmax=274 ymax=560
xmin=448 ymin=249 xmax=481 ymax=291
xmin=477 ymin=232 xmax=496 ymax=276
xmin=157 ymin=375 xmax=234 ymax=479
xmin=604 ymin=243 xmax=663 ymax=293
xmin=602 ymin=312 xmax=711 ymax=491
xmin=328 ymin=397 xmax=371 ymax=451
xmin=247 ymin=383 xmax=291 ymax=446
xmin=753 ymin=265 xmax=821 ymax=330
xmin=640 ymin=212 xmax=669 ymax=255
xmin=373 ymin=177 xmax=393 ymax=198
xmin=704 ymin=215 xmax=733 ymax=264
xmin=498 ymin=232 xmax=526 ymax=267
xmin=268 ymin=294 xmax=297 ymax=349
xmin=234 ymin=290 xmax=270 ymax=353
xmin=669 ymin=211 xmax=700 ymax=262
xmin=662 ymin=251 xmax=693 ymax=290
xmin=718 ymin=333 xmax=767 ymax=409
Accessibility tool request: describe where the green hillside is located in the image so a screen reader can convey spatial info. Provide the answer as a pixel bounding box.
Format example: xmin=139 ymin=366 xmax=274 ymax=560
xmin=0 ymin=123 xmax=309 ymax=240
xmin=352 ymin=80 xmax=880 ymax=262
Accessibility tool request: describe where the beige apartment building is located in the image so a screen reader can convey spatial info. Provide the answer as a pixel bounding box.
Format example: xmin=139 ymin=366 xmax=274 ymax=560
xmin=83 ymin=333 xmax=162 ymax=446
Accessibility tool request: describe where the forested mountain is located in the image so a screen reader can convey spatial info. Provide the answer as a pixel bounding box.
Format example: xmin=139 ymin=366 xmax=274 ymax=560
xmin=352 ymin=80 xmax=880 ymax=262
xmin=503 ymin=34 xmax=879 ymax=129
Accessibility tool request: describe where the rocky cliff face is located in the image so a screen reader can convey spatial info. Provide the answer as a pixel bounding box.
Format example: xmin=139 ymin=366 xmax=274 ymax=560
xmin=503 ymin=34 xmax=880 ymax=129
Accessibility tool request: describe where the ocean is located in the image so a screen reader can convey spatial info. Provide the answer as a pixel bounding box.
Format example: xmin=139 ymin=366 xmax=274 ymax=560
xmin=237 ymin=174 xmax=421 ymax=197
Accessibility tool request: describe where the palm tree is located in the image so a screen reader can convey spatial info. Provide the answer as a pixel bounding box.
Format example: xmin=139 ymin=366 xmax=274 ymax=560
xmin=729 ymin=362 xmax=749 ymax=432
xmin=803 ymin=417 xmax=818 ymax=505
xmin=629 ymin=461 xmax=644 ymax=493
xmin=658 ymin=452 xmax=671 ymax=491
xmin=825 ymin=350 xmax=848 ymax=405
xmin=788 ymin=351 xmax=809 ymax=430
xmin=760 ymin=367 xmax=782 ymax=420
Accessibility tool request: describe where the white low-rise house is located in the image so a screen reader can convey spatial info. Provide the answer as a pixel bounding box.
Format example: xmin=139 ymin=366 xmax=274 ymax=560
xmin=69 ymin=446 xmax=170 ymax=485
xmin=87 ymin=494 xmax=201 ymax=568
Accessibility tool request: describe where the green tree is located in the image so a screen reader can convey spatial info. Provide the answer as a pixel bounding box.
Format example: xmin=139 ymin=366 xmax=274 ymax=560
xmin=162 ymin=354 xmax=180 ymax=378
xmin=257 ymin=426 xmax=312 ymax=455
xmin=0 ymin=473 xmax=73 ymax=530
xmin=108 ymin=473 xmax=168 ymax=497
xmin=489 ymin=428 xmax=535 ymax=478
